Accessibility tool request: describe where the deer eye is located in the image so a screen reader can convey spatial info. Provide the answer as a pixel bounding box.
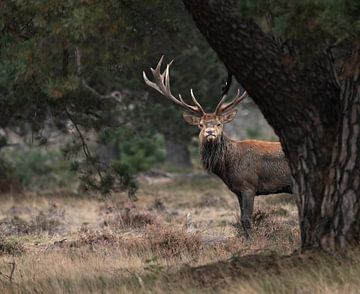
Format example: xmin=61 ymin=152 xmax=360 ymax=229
xmin=199 ymin=123 xmax=204 ymax=128
xmin=217 ymin=123 xmax=221 ymax=127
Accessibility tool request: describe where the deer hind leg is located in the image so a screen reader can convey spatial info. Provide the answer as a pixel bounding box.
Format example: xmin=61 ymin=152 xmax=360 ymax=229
xmin=236 ymin=189 xmax=255 ymax=239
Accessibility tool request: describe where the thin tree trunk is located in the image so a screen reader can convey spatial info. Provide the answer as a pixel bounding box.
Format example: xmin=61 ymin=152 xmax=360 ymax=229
xmin=0 ymin=158 xmax=22 ymax=194
xmin=96 ymin=141 xmax=119 ymax=166
xmin=183 ymin=0 xmax=360 ymax=251
xmin=164 ymin=137 xmax=192 ymax=168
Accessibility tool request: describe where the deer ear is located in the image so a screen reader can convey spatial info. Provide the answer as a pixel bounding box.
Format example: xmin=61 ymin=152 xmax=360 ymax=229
xmin=219 ymin=109 xmax=238 ymax=124
xmin=182 ymin=113 xmax=201 ymax=125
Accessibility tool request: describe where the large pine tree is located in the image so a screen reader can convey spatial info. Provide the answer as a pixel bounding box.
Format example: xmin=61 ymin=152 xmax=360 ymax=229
xmin=183 ymin=0 xmax=360 ymax=251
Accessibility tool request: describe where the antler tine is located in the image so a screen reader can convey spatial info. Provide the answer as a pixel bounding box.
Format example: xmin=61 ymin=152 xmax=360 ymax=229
xmin=143 ymin=56 xmax=205 ymax=116
xmin=190 ymin=89 xmax=205 ymax=114
xmin=215 ymin=89 xmax=248 ymax=115
xmin=214 ymin=93 xmax=229 ymax=114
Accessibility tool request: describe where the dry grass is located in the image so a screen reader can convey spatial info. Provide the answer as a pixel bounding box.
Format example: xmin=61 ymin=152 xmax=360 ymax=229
xmin=103 ymin=206 xmax=158 ymax=231
xmin=0 ymin=236 xmax=24 ymax=256
xmin=145 ymin=224 xmax=202 ymax=259
xmin=0 ymin=175 xmax=355 ymax=293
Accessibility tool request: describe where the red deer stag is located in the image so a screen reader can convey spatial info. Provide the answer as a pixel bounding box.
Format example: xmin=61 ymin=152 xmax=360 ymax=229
xmin=143 ymin=57 xmax=292 ymax=237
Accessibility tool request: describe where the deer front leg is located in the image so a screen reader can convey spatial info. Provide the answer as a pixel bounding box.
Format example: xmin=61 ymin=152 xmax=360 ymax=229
xmin=236 ymin=189 xmax=255 ymax=238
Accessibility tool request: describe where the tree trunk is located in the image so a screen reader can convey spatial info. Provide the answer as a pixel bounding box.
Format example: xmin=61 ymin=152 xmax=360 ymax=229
xmin=319 ymin=75 xmax=360 ymax=250
xmin=164 ymin=136 xmax=192 ymax=168
xmin=96 ymin=141 xmax=119 ymax=166
xmin=183 ymin=0 xmax=360 ymax=251
xmin=0 ymin=158 xmax=22 ymax=194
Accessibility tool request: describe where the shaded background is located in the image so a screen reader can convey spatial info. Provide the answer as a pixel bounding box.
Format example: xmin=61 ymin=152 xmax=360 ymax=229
xmin=0 ymin=0 xmax=274 ymax=196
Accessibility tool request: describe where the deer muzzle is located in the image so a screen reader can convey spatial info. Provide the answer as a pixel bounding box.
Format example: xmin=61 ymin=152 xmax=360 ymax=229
xmin=205 ymin=129 xmax=217 ymax=141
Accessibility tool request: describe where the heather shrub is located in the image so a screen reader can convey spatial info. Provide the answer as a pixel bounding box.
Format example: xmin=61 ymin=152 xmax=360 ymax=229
xmin=0 ymin=216 xmax=31 ymax=235
xmin=69 ymin=227 xmax=120 ymax=249
xmin=0 ymin=236 xmax=24 ymax=255
xmin=31 ymin=204 xmax=65 ymax=235
xmin=145 ymin=225 xmax=202 ymax=259
xmin=103 ymin=207 xmax=157 ymax=231
xmin=0 ymin=204 xmax=65 ymax=236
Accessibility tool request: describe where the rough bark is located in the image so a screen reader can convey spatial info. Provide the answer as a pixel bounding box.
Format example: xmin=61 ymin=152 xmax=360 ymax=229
xmin=320 ymin=50 xmax=360 ymax=250
xmin=182 ymin=0 xmax=360 ymax=251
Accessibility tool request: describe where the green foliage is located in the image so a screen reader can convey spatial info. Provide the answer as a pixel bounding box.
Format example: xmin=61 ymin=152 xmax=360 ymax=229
xmin=144 ymin=256 xmax=164 ymax=284
xmin=0 ymin=0 xmax=239 ymax=196
xmin=0 ymin=0 xmax=185 ymax=195
xmin=92 ymin=127 xmax=165 ymax=196
xmin=118 ymin=132 xmax=165 ymax=173
xmin=64 ymin=142 xmax=139 ymax=197
xmin=239 ymin=0 xmax=360 ymax=51
xmin=246 ymin=126 xmax=263 ymax=139
xmin=1 ymin=148 xmax=75 ymax=191
xmin=0 ymin=157 xmax=20 ymax=193
xmin=110 ymin=161 xmax=138 ymax=198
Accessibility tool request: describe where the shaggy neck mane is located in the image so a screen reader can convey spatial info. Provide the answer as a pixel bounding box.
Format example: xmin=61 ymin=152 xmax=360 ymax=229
xmin=200 ymin=135 xmax=229 ymax=176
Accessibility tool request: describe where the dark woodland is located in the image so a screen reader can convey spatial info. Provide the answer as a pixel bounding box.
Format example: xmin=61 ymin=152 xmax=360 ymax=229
xmin=0 ymin=0 xmax=359 ymax=292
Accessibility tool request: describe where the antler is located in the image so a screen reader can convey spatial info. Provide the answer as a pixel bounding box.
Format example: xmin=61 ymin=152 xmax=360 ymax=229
xmin=214 ymin=88 xmax=247 ymax=115
xmin=143 ymin=56 xmax=205 ymax=116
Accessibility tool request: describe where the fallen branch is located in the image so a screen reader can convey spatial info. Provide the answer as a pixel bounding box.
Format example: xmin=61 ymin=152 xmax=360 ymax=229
xmin=0 ymin=260 xmax=16 ymax=283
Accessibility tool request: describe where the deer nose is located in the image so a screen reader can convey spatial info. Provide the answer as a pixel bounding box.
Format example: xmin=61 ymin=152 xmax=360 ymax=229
xmin=206 ymin=130 xmax=214 ymax=135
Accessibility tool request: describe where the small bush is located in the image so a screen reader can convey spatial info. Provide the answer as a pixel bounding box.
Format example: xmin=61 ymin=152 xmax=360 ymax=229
xmin=260 ymin=219 xmax=283 ymax=239
xmin=150 ymin=198 xmax=166 ymax=212
xmin=1 ymin=148 xmax=75 ymax=191
xmin=31 ymin=204 xmax=65 ymax=235
xmin=0 ymin=216 xmax=31 ymax=235
xmin=69 ymin=227 xmax=120 ymax=248
xmin=0 ymin=236 xmax=24 ymax=255
xmin=252 ymin=209 xmax=271 ymax=227
xmin=101 ymin=128 xmax=165 ymax=173
xmin=270 ymin=207 xmax=289 ymax=217
xmin=0 ymin=205 xmax=65 ymax=236
xmin=104 ymin=207 xmax=157 ymax=230
xmin=145 ymin=225 xmax=202 ymax=259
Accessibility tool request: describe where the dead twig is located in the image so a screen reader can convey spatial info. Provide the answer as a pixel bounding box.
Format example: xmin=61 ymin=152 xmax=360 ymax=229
xmin=0 ymin=260 xmax=16 ymax=283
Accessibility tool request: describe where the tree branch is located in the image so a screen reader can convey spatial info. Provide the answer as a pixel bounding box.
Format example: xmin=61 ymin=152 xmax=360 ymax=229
xmin=64 ymin=108 xmax=91 ymax=159
xmin=75 ymin=48 xmax=123 ymax=103
xmin=64 ymin=107 xmax=105 ymax=181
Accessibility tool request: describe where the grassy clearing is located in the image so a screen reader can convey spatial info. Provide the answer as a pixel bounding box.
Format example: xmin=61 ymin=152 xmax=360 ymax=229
xmin=0 ymin=175 xmax=355 ymax=293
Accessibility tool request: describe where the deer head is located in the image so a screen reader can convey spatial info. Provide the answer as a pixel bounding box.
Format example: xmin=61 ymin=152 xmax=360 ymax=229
xmin=143 ymin=56 xmax=247 ymax=143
